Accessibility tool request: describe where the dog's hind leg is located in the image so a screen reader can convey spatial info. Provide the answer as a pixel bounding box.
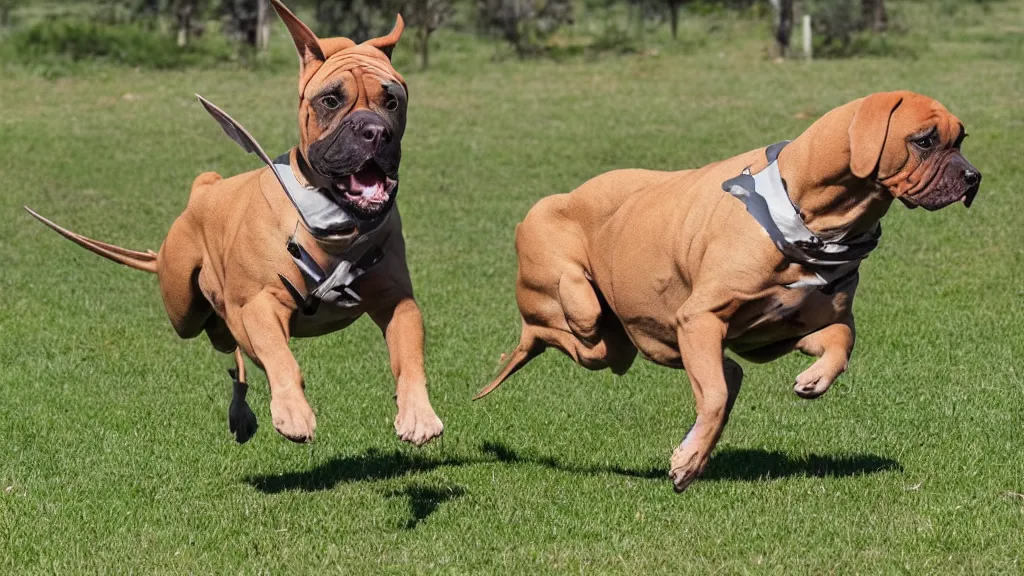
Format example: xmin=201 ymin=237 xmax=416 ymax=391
xmin=558 ymin=271 xmax=602 ymax=346
xmin=227 ymin=348 xmax=258 ymax=444
xmin=557 ymin=270 xmax=637 ymax=373
xmin=157 ymin=214 xmax=212 ymax=339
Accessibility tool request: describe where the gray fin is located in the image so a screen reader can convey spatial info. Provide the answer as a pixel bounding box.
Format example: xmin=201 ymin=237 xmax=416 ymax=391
xmin=196 ymin=95 xmax=316 ymax=232
xmin=197 ymin=95 xmax=276 ymax=167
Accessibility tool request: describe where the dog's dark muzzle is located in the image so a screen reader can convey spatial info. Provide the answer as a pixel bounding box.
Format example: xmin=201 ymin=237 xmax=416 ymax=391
xmin=307 ymin=110 xmax=401 ymax=181
xmin=908 ymin=152 xmax=982 ymax=211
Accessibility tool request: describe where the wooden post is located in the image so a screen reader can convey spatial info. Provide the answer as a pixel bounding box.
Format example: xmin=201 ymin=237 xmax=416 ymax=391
xmin=257 ymin=0 xmax=270 ymax=51
xmin=802 ymin=14 xmax=812 ymax=60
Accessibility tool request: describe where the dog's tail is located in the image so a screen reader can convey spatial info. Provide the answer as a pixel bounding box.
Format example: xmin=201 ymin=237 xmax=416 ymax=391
xmin=25 ymin=207 xmax=158 ymax=274
xmin=473 ymin=330 xmax=543 ymax=400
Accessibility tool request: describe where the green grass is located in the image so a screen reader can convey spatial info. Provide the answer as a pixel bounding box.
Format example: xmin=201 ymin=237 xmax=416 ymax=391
xmin=1 ymin=1 xmax=1023 ymax=572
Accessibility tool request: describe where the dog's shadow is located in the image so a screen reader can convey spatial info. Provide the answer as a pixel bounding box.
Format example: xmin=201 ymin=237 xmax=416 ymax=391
xmin=245 ymin=448 xmax=474 ymax=529
xmin=477 ymin=441 xmax=901 ymax=483
xmin=388 ymin=484 xmax=467 ymax=529
xmin=246 ymin=441 xmax=899 ymax=492
xmin=245 ymin=448 xmax=477 ymax=494
xmin=244 ymin=441 xmax=899 ymax=527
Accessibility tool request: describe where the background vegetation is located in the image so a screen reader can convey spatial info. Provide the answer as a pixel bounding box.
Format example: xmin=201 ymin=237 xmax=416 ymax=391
xmin=1 ymin=0 xmax=1022 ymax=572
xmin=2 ymin=0 xmax=1000 ymax=75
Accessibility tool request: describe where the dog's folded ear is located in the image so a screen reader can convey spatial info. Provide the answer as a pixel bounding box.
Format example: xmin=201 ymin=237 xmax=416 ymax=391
xmin=848 ymin=91 xmax=905 ymax=179
xmin=269 ymin=0 xmax=326 ymax=89
xmin=363 ymin=14 xmax=405 ymax=60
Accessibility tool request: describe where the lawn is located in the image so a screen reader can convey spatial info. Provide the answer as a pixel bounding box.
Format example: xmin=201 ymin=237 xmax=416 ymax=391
xmin=1 ymin=1 xmax=1023 ymax=572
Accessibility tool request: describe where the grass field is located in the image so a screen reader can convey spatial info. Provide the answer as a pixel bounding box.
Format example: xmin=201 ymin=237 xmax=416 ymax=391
xmin=1 ymin=1 xmax=1023 ymax=572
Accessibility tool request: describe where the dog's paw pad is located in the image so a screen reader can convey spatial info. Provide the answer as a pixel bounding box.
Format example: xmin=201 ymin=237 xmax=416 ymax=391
xmin=394 ymin=407 xmax=444 ymax=447
xmin=669 ymin=447 xmax=707 ymax=493
xmin=270 ymin=396 xmax=317 ymax=443
xmin=793 ymin=371 xmax=832 ymax=399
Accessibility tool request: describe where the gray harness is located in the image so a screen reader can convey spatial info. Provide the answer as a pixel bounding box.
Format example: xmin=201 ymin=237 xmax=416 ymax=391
xmin=197 ymin=95 xmax=389 ymax=312
xmin=722 ymin=141 xmax=880 ymax=292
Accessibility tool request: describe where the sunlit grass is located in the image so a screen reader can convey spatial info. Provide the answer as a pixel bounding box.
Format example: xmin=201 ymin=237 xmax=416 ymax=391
xmin=1 ymin=1 xmax=1022 ymax=572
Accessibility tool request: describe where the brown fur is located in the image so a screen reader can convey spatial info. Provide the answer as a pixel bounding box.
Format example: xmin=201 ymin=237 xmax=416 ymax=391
xmin=478 ymin=91 xmax=980 ymax=492
xmin=25 ymin=0 xmax=443 ymax=447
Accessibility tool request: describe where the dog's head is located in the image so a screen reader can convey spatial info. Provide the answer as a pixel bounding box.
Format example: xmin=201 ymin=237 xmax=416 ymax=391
xmin=271 ymin=0 xmax=407 ymax=220
xmin=849 ymin=91 xmax=981 ymax=210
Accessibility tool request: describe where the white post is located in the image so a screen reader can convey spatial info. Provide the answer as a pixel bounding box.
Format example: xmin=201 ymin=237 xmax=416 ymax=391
xmin=802 ymin=14 xmax=812 ymax=60
xmin=257 ymin=0 xmax=270 ymax=51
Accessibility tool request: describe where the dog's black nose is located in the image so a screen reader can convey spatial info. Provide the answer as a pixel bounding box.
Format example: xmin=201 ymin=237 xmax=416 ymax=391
xmin=963 ymin=168 xmax=981 ymax=187
xmin=361 ymin=123 xmax=385 ymax=145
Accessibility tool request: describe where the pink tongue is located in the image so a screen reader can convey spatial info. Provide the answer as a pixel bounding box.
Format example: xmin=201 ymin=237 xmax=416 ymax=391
xmin=349 ymin=168 xmax=385 ymax=192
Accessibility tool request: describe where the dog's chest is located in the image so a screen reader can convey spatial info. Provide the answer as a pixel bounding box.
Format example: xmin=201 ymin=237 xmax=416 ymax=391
xmin=283 ymin=242 xmax=383 ymax=338
xmin=728 ymin=284 xmax=851 ymax=347
xmin=289 ymin=299 xmax=366 ymax=337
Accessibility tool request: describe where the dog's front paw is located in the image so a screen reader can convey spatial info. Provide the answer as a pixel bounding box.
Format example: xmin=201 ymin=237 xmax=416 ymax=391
xmin=394 ymin=402 xmax=444 ymax=447
xmin=229 ymin=381 xmax=260 ymax=444
xmin=270 ymin=392 xmax=317 ymax=443
xmin=793 ymin=365 xmax=836 ymax=399
xmin=669 ymin=445 xmax=708 ymax=493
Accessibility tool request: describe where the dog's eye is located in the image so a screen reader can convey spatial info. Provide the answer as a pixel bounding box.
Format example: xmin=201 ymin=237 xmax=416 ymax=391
xmin=321 ymin=95 xmax=342 ymax=110
xmin=384 ymin=93 xmax=399 ymax=112
xmin=913 ymin=133 xmax=937 ymax=150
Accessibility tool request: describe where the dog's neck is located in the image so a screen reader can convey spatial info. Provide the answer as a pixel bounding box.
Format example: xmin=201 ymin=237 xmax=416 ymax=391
xmin=776 ymin=105 xmax=894 ymax=241
xmin=284 ymin=148 xmax=368 ymax=256
xmin=290 ymin=148 xmax=331 ymax=190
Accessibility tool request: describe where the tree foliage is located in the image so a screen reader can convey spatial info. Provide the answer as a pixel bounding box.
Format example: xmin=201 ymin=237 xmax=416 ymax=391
xmin=476 ymin=0 xmax=575 ymax=56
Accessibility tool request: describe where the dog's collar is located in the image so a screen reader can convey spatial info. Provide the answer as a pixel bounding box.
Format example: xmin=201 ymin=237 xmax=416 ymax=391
xmin=196 ymin=95 xmax=392 ymax=239
xmin=270 ymin=152 xmax=394 ymax=237
xmin=722 ymin=141 xmax=881 ymax=291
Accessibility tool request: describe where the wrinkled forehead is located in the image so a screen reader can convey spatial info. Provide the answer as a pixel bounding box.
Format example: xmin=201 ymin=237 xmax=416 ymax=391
xmin=897 ymin=95 xmax=962 ymax=140
xmin=305 ymin=48 xmax=405 ymax=98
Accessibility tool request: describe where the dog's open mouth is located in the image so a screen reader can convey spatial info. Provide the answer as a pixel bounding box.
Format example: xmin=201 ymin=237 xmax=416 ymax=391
xmin=960 ymin=186 xmax=979 ymax=208
xmin=330 ymin=161 xmax=397 ymax=216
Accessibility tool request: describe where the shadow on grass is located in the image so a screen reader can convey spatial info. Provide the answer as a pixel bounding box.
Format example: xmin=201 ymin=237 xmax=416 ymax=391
xmin=245 ymin=448 xmax=479 ymax=494
xmin=245 ymin=441 xmax=900 ymax=498
xmin=387 ymin=484 xmax=467 ymax=529
xmin=480 ymin=441 xmax=902 ymax=482
xmin=246 ymin=449 xmax=470 ymax=528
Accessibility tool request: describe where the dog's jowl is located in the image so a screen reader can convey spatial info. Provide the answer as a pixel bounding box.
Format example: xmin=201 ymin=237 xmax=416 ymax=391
xmin=25 ymin=0 xmax=444 ymax=447
xmin=477 ymin=91 xmax=980 ymax=493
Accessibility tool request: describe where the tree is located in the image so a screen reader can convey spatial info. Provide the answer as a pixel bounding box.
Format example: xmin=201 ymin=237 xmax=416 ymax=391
xmin=771 ymin=0 xmax=793 ymax=57
xmin=220 ymin=0 xmax=270 ymax=49
xmin=0 ymin=0 xmax=23 ymax=28
xmin=315 ymin=0 xmax=387 ymax=42
xmin=394 ymin=0 xmax=453 ymax=69
xmin=174 ymin=0 xmax=202 ymax=47
xmin=476 ymin=0 xmax=574 ymax=57
xmin=861 ymin=0 xmax=886 ymax=32
xmin=222 ymin=0 xmax=260 ymax=47
xmin=666 ymin=0 xmax=688 ymax=39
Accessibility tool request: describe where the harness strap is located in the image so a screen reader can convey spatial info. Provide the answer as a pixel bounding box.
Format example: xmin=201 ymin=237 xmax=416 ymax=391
xmin=722 ymin=141 xmax=881 ymax=291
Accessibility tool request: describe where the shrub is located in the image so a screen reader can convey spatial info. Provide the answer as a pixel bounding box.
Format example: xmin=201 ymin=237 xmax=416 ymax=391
xmin=476 ymin=0 xmax=575 ymax=57
xmin=5 ymin=18 xmax=235 ymax=71
xmin=805 ymin=0 xmax=914 ymax=59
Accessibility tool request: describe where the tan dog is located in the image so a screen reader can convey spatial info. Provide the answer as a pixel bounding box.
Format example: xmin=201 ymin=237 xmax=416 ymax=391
xmin=25 ymin=0 xmax=444 ymax=447
xmin=476 ymin=91 xmax=981 ymax=492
